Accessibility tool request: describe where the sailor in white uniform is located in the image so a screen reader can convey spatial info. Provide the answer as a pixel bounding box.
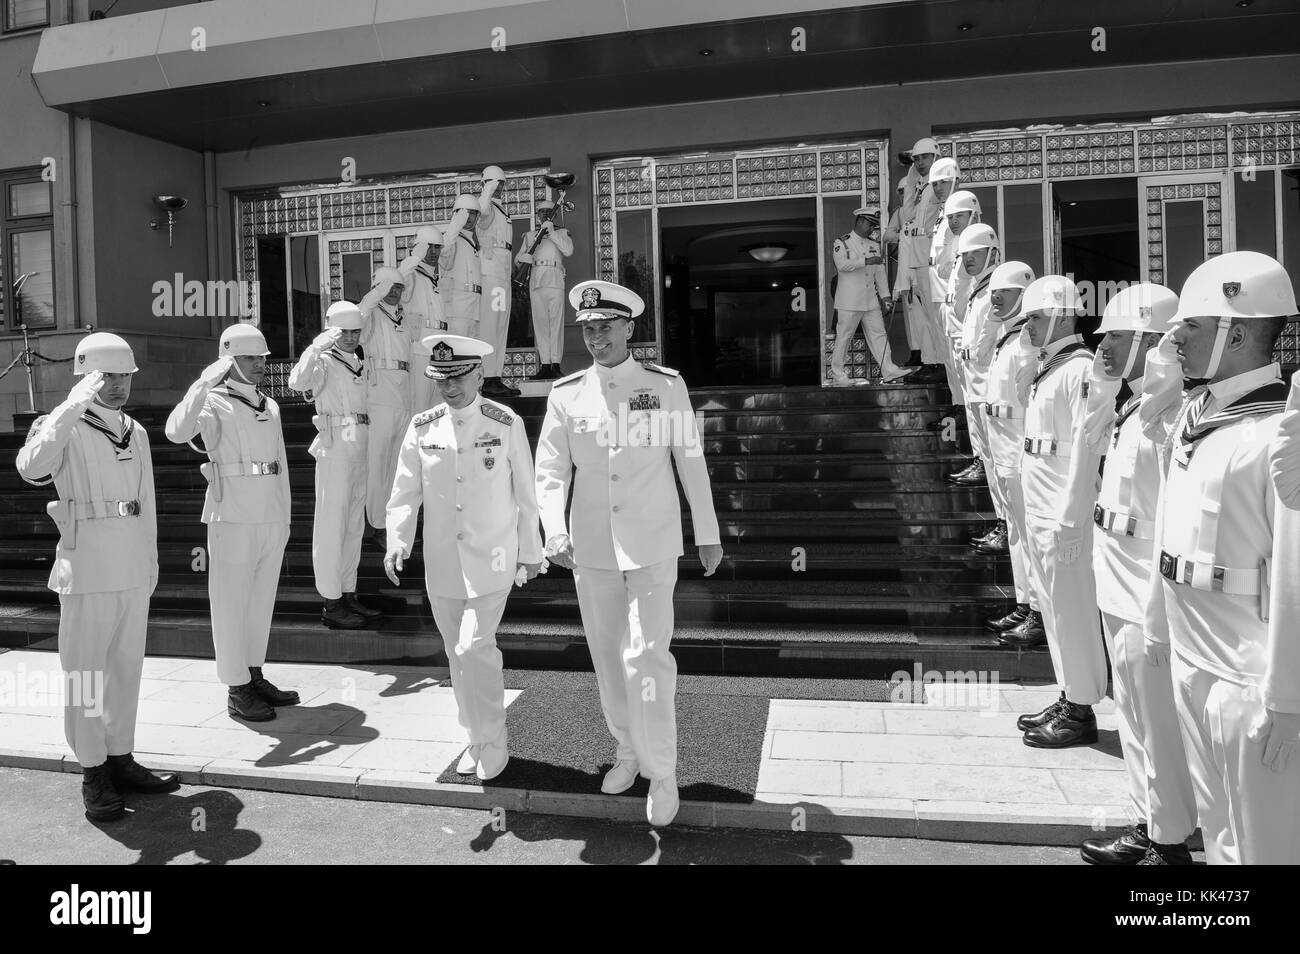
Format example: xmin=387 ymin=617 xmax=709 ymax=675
xmin=475 ymin=165 xmax=520 ymax=398
xmin=515 ymin=199 xmax=574 ymax=380
xmin=1145 ymin=251 xmax=1300 ymax=864
xmin=385 ymin=334 xmax=543 ymax=781
xmin=358 ymin=266 xmax=413 ymax=542
xmin=288 ymin=301 xmax=383 ymax=631
xmin=165 ymin=324 xmax=298 ymax=724
xmin=534 ymin=280 xmax=723 ymax=827
xmin=1075 ymin=283 xmax=1197 ymax=865
xmin=16 ymin=332 xmax=179 ymax=821
xmin=399 ymin=225 xmax=449 ymax=412
xmin=1015 ymin=276 xmax=1109 ymax=747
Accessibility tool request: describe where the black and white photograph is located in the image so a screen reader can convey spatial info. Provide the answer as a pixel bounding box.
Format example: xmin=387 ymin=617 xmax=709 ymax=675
xmin=0 ymin=0 xmax=1296 ymax=903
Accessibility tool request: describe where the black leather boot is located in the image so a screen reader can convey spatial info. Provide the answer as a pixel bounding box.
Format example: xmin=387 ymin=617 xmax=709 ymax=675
xmin=1016 ymin=691 xmax=1065 ymax=731
xmin=951 ymin=457 xmax=987 ymax=486
xmin=971 ymin=520 xmax=1008 ymax=553
xmin=228 ymin=682 xmax=276 ymax=722
xmin=344 ymin=592 xmax=383 ymax=622
xmin=1080 ymin=822 xmax=1150 ymax=865
xmin=81 ymin=763 xmax=125 ymax=822
xmin=1000 ymin=609 xmax=1046 ymax=648
xmin=1023 ymin=700 xmax=1098 ymax=748
xmin=986 ymin=603 xmax=1029 ymax=633
xmin=249 ymin=666 xmax=300 ymax=707
xmin=323 ymin=597 xmax=367 ymax=630
xmin=1137 ymin=842 xmax=1195 ymax=865
xmin=107 ymin=753 xmax=181 ymax=794
xmin=946 ymin=459 xmax=977 ymax=483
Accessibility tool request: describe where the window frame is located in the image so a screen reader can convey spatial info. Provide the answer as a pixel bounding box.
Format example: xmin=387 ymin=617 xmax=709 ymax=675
xmin=2 ymin=0 xmax=50 ymax=34
xmin=1 ymin=167 xmax=56 ymax=331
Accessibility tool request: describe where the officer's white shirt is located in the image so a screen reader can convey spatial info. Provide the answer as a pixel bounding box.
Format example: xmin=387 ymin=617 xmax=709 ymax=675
xmin=165 ymin=379 xmax=291 ymax=525
xmin=517 ymin=227 xmax=574 ymax=290
xmin=832 ymin=231 xmax=887 ymax=311
xmin=288 ymin=344 xmax=367 ymax=457
xmin=1021 ymin=335 xmax=1095 ymax=523
xmin=1090 ymin=380 xmax=1163 ymax=622
xmin=398 ymin=256 xmax=447 ymax=355
xmin=17 ymin=399 xmax=158 ymax=595
xmin=387 ymin=394 xmax=542 ymax=599
xmin=535 ymin=355 xmax=721 ymax=571
xmin=476 ymin=199 xmax=514 ymax=276
xmin=357 ymin=288 xmax=411 ymax=409
xmin=1147 ymin=363 xmax=1286 ymax=691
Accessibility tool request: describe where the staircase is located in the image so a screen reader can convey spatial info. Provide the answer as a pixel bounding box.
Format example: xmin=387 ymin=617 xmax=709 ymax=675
xmin=0 ymin=382 xmax=1050 ymax=679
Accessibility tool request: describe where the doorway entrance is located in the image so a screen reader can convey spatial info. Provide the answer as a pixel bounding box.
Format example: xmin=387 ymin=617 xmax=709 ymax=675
xmin=1051 ymin=178 xmax=1140 ymax=332
xmin=659 ymin=198 xmax=820 ymax=386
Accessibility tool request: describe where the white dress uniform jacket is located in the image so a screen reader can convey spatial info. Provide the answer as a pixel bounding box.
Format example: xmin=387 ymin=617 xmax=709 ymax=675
xmin=358 ymin=290 xmax=413 ymax=528
xmin=832 ymin=231 xmax=887 ymax=312
xmin=398 ymin=257 xmax=448 ymax=410
xmin=517 ymin=225 xmax=574 ymax=365
xmin=1267 ymin=374 xmax=1300 ymax=711
xmin=17 ymin=398 xmax=159 ymax=767
xmin=387 ymin=395 xmax=543 ymax=599
xmin=439 ymin=231 xmax=483 ymax=336
xmin=534 ymin=356 xmax=721 ymax=570
xmin=289 ymin=343 xmax=369 ymax=600
xmin=476 ymin=198 xmax=514 ymax=378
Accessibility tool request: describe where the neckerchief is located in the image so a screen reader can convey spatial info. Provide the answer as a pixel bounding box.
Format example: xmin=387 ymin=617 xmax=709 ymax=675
xmin=327 ymin=348 xmax=363 ymax=378
xmin=966 ymin=272 xmax=991 ymax=310
xmin=460 ymin=231 xmax=480 ymax=253
xmin=1111 ymin=390 xmax=1144 ymax=448
xmin=994 ymin=318 xmax=1028 ymax=354
xmin=1031 ymin=340 xmax=1090 ymax=396
xmin=416 ymin=263 xmax=439 ymax=288
xmin=81 ymin=407 xmax=134 ymax=451
xmin=213 ymin=386 xmax=267 ymax=414
xmin=376 ymin=301 xmax=404 ymax=328
xmin=1176 ymin=381 xmax=1288 ymax=461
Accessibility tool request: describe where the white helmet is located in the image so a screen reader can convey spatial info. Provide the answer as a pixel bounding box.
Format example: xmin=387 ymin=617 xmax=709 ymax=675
xmin=452 ymin=193 xmax=480 ymax=213
xmin=373 ymin=265 xmax=405 ymax=287
xmin=909 ymin=137 xmax=939 ymax=157
xmin=481 ymin=164 xmax=505 ymax=183
xmin=415 ymin=225 xmax=442 ymax=246
xmin=1022 ymin=275 xmax=1084 ymax=315
xmin=943 ymin=190 xmax=980 ymax=217
xmin=957 ymin=223 xmax=998 ymax=255
xmin=990 ymin=262 xmax=1035 ymax=292
xmin=74 ymin=332 xmax=137 ymax=375
xmin=218 ymin=323 xmax=270 ymax=357
xmin=325 ymin=301 xmax=364 ymax=331
xmin=928 ymin=157 xmax=959 ymax=182
xmin=1173 ymin=250 xmax=1297 ymax=321
xmin=1097 ymin=282 xmax=1179 ymax=335
xmin=536 ymin=200 xmax=556 ymax=212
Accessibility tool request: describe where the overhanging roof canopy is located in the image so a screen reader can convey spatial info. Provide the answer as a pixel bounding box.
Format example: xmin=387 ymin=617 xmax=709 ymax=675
xmin=32 ymin=0 xmax=1300 ymax=152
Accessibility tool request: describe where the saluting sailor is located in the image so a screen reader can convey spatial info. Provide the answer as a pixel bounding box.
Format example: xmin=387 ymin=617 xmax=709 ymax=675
xmin=1145 ymin=251 xmax=1299 ymax=865
xmin=515 ymin=199 xmax=574 ymax=381
xmin=1014 ymin=276 xmax=1109 ymax=747
xmin=475 ymin=166 xmax=520 ymax=398
xmin=440 ymin=194 xmax=484 ymax=340
xmin=399 ymin=224 xmax=449 ymax=412
xmin=980 ymin=262 xmax=1046 ymax=645
xmin=1075 ymin=284 xmax=1197 ymax=865
xmin=830 ymin=207 xmax=913 ymax=385
xmin=16 ymin=333 xmax=179 ymax=822
xmin=534 ymin=280 xmax=723 ymax=827
xmin=288 ymin=301 xmax=383 ymax=631
xmin=165 ymin=324 xmax=298 ymax=724
xmin=358 ymin=265 xmax=413 ymax=544
xmin=384 ymin=335 xmax=543 ymax=781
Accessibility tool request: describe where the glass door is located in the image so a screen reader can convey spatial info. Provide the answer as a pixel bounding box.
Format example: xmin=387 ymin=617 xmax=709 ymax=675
xmin=1137 ymin=173 xmax=1232 ymax=293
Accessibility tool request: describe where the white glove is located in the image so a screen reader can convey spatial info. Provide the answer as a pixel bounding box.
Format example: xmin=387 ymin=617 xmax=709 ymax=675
xmin=1247 ymin=708 xmax=1300 ymax=773
xmin=482 ymin=178 xmax=500 ymax=199
xmin=1055 ymin=524 xmax=1084 ymax=565
xmin=67 ymin=370 xmax=105 ymax=407
xmin=443 ymin=209 xmax=469 ymax=245
xmin=1083 ymin=354 xmax=1124 ymax=448
xmin=544 ymin=533 xmax=575 ymax=570
xmin=198 ymin=357 xmax=233 ymax=389
xmin=312 ymin=327 xmax=344 ymax=350
xmin=383 ymin=548 xmax=405 ymax=586
xmin=1144 ymin=639 xmax=1170 ymax=669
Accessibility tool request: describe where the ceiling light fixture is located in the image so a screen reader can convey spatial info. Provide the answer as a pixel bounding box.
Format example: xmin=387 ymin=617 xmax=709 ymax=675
xmin=746 ymin=243 xmax=790 ymax=263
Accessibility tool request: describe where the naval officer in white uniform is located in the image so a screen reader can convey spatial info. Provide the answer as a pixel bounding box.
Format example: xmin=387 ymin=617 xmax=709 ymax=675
xmin=384 ymin=335 xmax=543 ymax=781
xmin=17 ymin=332 xmax=179 ymax=822
xmin=534 ymin=280 xmax=723 ymax=827
xmin=1075 ymin=284 xmax=1197 ymax=865
xmin=830 ymin=207 xmax=913 ymax=385
xmin=166 ymin=324 xmax=298 ymax=724
xmin=1145 ymin=251 xmax=1299 ymax=864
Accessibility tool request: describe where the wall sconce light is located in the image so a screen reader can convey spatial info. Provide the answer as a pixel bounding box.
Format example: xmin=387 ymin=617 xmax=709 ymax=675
xmin=150 ymin=195 xmax=188 ymax=248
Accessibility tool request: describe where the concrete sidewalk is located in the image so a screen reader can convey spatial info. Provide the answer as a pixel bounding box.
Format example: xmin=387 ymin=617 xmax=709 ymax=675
xmin=0 ymin=649 xmax=1131 ymax=845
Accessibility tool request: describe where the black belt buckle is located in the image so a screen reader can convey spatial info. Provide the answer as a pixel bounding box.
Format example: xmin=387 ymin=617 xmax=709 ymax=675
xmin=1159 ymin=550 xmax=1176 ymax=581
xmin=1023 ymin=437 xmax=1032 ymax=452
xmin=264 ymin=461 xmax=281 ymax=476
xmin=118 ymin=500 xmax=140 ymax=517
xmin=1093 ymin=504 xmax=1104 ymax=528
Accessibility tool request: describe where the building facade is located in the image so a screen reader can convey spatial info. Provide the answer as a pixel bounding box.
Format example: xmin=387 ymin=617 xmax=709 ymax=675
xmin=1 ymin=0 xmax=1297 ymax=428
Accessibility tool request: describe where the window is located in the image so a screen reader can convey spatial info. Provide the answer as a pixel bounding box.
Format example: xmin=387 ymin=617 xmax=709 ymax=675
xmin=2 ymin=169 xmax=55 ymax=330
xmin=3 ymin=0 xmax=48 ymax=32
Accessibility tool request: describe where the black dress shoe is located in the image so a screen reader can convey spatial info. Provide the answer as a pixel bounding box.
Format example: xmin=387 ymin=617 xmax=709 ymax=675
xmin=228 ymin=682 xmax=276 ymax=722
xmin=905 ymin=350 xmax=922 ymax=368
xmin=913 ymin=364 xmax=946 ymax=384
xmin=249 ymin=666 xmax=299 ymax=707
xmin=1000 ymin=610 xmax=1046 ymax=648
xmin=107 ymin=753 xmax=181 ymax=794
xmin=1023 ymin=700 xmax=1098 ymax=748
xmin=81 ymin=763 xmax=125 ymax=822
xmin=971 ymin=520 xmax=1008 ymax=553
xmin=344 ymin=592 xmax=384 ymax=621
xmin=1137 ymin=842 xmax=1195 ymax=865
xmin=946 ymin=459 xmax=977 ymax=483
xmin=323 ymin=597 xmax=367 ymax=630
xmin=986 ymin=603 xmax=1029 ymax=633
xmin=1080 ymin=822 xmax=1150 ymax=864
xmin=951 ymin=458 xmax=987 ymax=486
xmin=1016 ymin=691 xmax=1065 ymax=731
